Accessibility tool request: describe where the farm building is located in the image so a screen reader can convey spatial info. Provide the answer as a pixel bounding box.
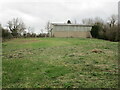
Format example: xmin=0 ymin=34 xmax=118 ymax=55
xmin=49 ymin=23 xmax=92 ymax=38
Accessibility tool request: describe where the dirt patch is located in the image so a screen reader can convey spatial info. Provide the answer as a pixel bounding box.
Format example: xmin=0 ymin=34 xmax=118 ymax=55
xmin=91 ymin=49 xmax=104 ymax=53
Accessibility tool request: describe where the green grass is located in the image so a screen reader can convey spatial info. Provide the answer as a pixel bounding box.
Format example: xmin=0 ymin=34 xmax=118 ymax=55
xmin=2 ymin=38 xmax=118 ymax=88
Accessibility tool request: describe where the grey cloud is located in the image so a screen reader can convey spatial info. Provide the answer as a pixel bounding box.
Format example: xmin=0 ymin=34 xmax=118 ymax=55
xmin=0 ymin=0 xmax=119 ymax=33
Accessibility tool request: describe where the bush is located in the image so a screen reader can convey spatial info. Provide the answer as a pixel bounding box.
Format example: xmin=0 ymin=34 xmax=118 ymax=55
xmin=91 ymin=24 xmax=118 ymax=42
xmin=91 ymin=24 xmax=102 ymax=38
xmin=2 ymin=28 xmax=13 ymax=40
xmin=105 ymin=26 xmax=118 ymax=41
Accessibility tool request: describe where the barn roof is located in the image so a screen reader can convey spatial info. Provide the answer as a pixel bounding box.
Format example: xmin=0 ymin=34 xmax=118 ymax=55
xmin=51 ymin=23 xmax=93 ymax=27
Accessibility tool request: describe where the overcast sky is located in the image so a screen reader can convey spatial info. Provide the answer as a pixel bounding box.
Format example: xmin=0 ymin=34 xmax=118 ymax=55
xmin=0 ymin=0 xmax=119 ymax=33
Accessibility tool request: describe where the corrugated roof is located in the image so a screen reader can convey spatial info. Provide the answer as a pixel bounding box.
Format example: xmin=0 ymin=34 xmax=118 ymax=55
xmin=51 ymin=23 xmax=93 ymax=27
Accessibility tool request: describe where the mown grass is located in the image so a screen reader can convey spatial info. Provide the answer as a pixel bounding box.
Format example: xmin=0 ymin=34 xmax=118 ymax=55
xmin=2 ymin=38 xmax=118 ymax=88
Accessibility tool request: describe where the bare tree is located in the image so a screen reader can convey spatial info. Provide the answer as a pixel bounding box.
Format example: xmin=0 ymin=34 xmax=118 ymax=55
xmin=7 ymin=18 xmax=26 ymax=37
xmin=40 ymin=29 xmax=44 ymax=34
xmin=28 ymin=27 xmax=34 ymax=34
xmin=82 ymin=18 xmax=94 ymax=25
xmin=45 ymin=21 xmax=51 ymax=34
xmin=23 ymin=31 xmax=27 ymax=37
xmin=94 ymin=17 xmax=104 ymax=25
xmin=82 ymin=17 xmax=104 ymax=26
xmin=109 ymin=14 xmax=118 ymax=27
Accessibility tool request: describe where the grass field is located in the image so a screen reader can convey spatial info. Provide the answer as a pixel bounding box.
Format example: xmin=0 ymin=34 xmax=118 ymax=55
xmin=2 ymin=38 xmax=118 ymax=88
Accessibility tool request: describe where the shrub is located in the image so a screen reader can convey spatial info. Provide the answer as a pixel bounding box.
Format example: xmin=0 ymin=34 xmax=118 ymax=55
xmin=105 ymin=26 xmax=118 ymax=41
xmin=91 ymin=24 xmax=118 ymax=42
xmin=2 ymin=28 xmax=13 ymax=40
xmin=91 ymin=24 xmax=102 ymax=38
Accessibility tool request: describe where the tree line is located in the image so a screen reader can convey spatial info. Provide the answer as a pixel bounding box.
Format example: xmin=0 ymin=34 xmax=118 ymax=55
xmin=82 ymin=14 xmax=119 ymax=41
xmin=0 ymin=14 xmax=119 ymax=42
xmin=0 ymin=18 xmax=49 ymax=41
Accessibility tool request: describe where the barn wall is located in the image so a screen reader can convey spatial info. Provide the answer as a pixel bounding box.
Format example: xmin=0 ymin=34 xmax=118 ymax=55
xmin=51 ymin=25 xmax=92 ymax=38
xmin=53 ymin=31 xmax=92 ymax=38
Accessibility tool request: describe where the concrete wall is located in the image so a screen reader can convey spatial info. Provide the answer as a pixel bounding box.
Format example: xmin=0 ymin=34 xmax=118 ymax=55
xmin=53 ymin=31 xmax=92 ymax=38
xmin=51 ymin=24 xmax=92 ymax=38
